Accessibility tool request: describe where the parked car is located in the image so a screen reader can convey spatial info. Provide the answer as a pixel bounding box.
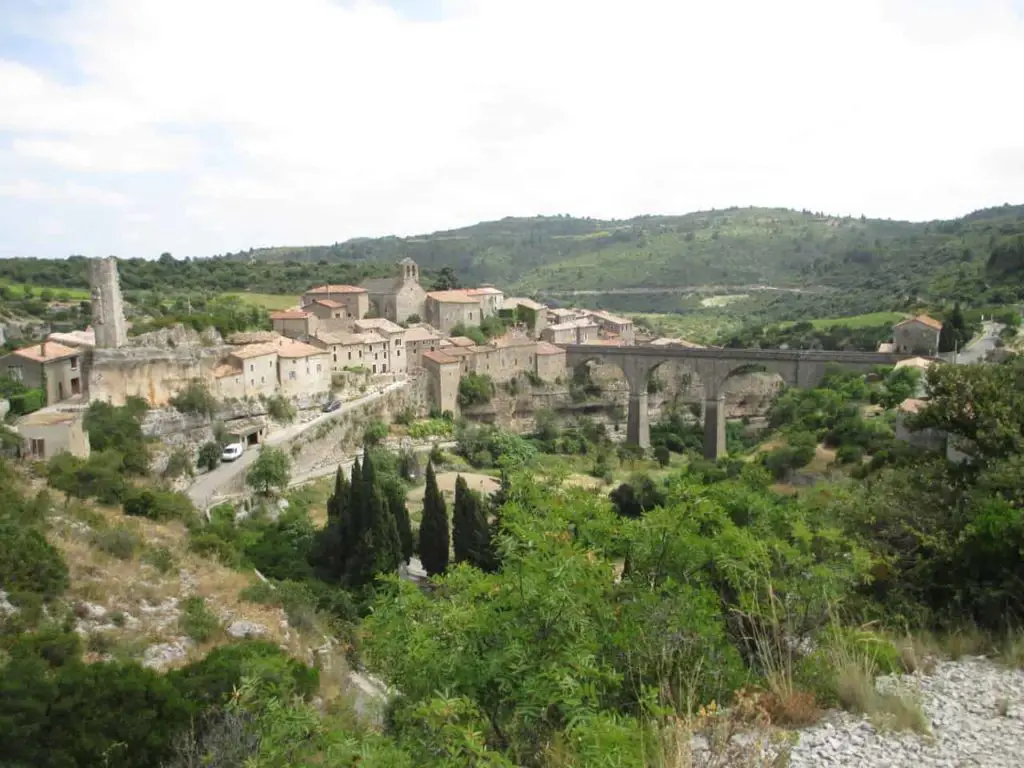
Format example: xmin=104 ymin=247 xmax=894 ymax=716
xmin=221 ymin=443 xmax=245 ymax=462
xmin=322 ymin=399 xmax=342 ymax=413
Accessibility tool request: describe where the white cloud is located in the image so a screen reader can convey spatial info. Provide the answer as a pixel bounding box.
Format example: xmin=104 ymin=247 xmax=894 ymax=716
xmin=0 ymin=0 xmax=1022 ymax=259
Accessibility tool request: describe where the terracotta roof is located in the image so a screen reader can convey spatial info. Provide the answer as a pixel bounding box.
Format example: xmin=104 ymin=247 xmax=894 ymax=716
xmin=230 ymin=342 xmax=279 ymax=360
xmin=448 ymin=336 xmax=477 ymax=348
xmin=17 ymin=409 xmax=81 ymax=426
xmin=404 ymin=326 xmax=440 ymax=342
xmin=10 ymin=341 xmax=80 ymax=363
xmin=276 ymin=339 xmax=328 ymax=359
xmin=466 ymin=286 xmax=503 ymax=296
xmin=312 ymin=298 xmax=345 ymax=309
xmin=877 ymin=342 xmax=897 ymax=353
xmin=895 ymin=356 xmax=935 ymax=370
xmin=490 ymin=332 xmax=534 ymax=348
xmin=227 ymin=330 xmax=280 ymax=345
xmin=650 ymin=337 xmax=705 ymax=349
xmin=214 ymin=362 xmax=243 ymax=378
xmin=444 ymin=347 xmax=476 ymax=358
xmin=548 ymin=319 xmax=598 ymax=332
xmin=270 ymin=310 xmax=311 ymax=320
xmin=536 ymin=341 xmax=564 ymax=356
xmin=48 ymin=329 xmax=96 ymax=348
xmin=899 ymin=397 xmax=928 ymax=414
xmin=355 ymin=318 xmax=404 ymax=334
xmin=305 ymin=284 xmax=366 ymax=294
xmin=588 ymin=309 xmax=631 ymax=326
xmin=896 ymin=314 xmax=943 ymax=331
xmin=422 ymin=350 xmax=459 ymax=365
xmin=427 ymin=290 xmax=478 ymax=304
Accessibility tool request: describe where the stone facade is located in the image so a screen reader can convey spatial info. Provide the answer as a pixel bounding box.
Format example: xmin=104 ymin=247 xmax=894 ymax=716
xmin=0 ymin=341 xmax=86 ymax=405
xmin=88 ymin=257 xmax=128 ymax=349
xmin=404 ymin=325 xmax=442 ymax=368
xmin=501 ymin=297 xmax=548 ymax=337
xmin=425 ymin=290 xmax=481 ymax=333
xmin=354 ymin=318 xmax=407 ymax=375
xmin=542 ymin=319 xmax=599 ymax=345
xmin=893 ymin=315 xmax=942 ymax=355
xmin=300 ymin=285 xmax=369 ymax=319
xmin=422 ymin=350 xmax=460 ymax=415
xmin=362 ymin=258 xmax=427 ymax=323
xmin=270 ymin=310 xmax=317 ymax=339
xmin=466 ymin=286 xmax=505 ymax=319
xmin=15 ymin=408 xmax=91 ymax=460
xmin=275 ymin=340 xmax=331 ymax=397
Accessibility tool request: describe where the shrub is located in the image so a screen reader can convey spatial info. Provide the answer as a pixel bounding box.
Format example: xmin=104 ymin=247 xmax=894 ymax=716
xmin=363 ymin=420 xmax=389 ymax=446
xmin=170 ymin=379 xmax=219 ymax=417
xmin=163 ymin=447 xmax=194 ymax=479
xmin=654 ymin=445 xmax=671 ymax=467
xmin=394 ymin=407 xmax=416 ymax=426
xmin=266 ymin=394 xmax=297 ymax=423
xmin=458 ymin=373 xmax=494 ymax=407
xmin=763 ymin=431 xmax=817 ymax=479
xmin=179 ymin=596 xmax=221 ymax=643
xmin=90 ymin=525 xmax=141 ymax=560
xmin=122 ymin=487 xmax=195 ymax=522
xmin=0 ymin=520 xmax=68 ymax=601
xmin=197 ymin=441 xmax=221 ymax=472
xmin=407 ymin=418 xmax=454 ymax=440
xmin=836 ymin=443 xmax=865 ymax=464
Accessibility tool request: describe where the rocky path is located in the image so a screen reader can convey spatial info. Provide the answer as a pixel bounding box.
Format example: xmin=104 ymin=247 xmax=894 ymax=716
xmin=790 ymin=657 xmax=1024 ymax=767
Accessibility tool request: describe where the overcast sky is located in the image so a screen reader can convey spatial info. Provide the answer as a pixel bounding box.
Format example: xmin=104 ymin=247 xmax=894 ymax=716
xmin=1 ymin=0 xmax=1022 ymax=260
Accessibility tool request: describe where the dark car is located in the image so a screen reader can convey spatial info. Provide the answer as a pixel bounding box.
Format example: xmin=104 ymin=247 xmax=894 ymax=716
xmin=322 ymin=399 xmax=342 ymax=413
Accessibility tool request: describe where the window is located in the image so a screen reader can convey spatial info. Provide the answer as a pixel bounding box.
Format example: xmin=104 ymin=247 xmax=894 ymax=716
xmin=316 ymin=364 xmax=322 ymax=373
xmin=250 ymin=379 xmax=254 ymax=386
xmin=382 ymin=364 xmax=387 ymax=373
xmin=396 ymin=348 xmax=401 ymax=356
xmin=289 ymin=371 xmax=296 ymax=380
xmin=261 ymin=376 xmax=265 ymax=384
xmin=333 ymin=353 xmax=337 ymax=362
xmin=372 ymin=364 xmax=377 ymax=373
xmin=250 ymin=364 xmax=254 ymax=371
xmin=9 ymin=366 xmax=23 ymax=381
xmin=348 ymin=351 xmax=352 ymax=360
xmin=29 ymin=438 xmax=45 ymax=457
xmin=70 ymin=357 xmax=78 ymax=370
xmin=270 ymin=360 xmax=273 ymax=368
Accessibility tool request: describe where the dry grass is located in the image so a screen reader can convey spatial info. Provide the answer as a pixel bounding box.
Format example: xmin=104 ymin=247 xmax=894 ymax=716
xmin=646 ymin=711 xmax=792 ymax=768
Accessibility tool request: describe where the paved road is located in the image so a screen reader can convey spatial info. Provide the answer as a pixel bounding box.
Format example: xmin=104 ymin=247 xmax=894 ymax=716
xmin=187 ymin=380 xmax=408 ymax=509
xmin=957 ymin=321 xmax=1005 ymax=365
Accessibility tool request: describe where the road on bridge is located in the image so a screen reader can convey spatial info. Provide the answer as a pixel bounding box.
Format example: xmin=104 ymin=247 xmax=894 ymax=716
xmin=956 ymin=321 xmax=1004 ymax=365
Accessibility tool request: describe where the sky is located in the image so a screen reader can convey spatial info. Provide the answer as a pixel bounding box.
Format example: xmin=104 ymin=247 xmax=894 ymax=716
xmin=0 ymin=0 xmax=1022 ymax=260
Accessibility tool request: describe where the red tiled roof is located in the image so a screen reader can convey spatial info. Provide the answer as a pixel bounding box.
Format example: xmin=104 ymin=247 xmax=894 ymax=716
xmin=276 ymin=339 xmax=328 ymax=359
xmin=312 ymin=298 xmax=345 ymax=309
xmin=896 ymin=314 xmax=943 ymax=331
xmin=535 ymin=341 xmax=564 ymax=356
xmin=270 ymin=310 xmax=311 ymax=320
xmin=899 ymin=397 xmax=927 ymax=414
xmin=10 ymin=341 xmax=79 ymax=363
xmin=422 ymin=350 xmax=459 ymax=365
xmin=427 ymin=290 xmax=478 ymax=304
xmin=305 ymin=284 xmax=366 ymax=294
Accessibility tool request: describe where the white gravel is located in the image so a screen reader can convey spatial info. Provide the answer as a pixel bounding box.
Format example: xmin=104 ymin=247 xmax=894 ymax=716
xmin=790 ymin=657 xmax=1024 ymax=767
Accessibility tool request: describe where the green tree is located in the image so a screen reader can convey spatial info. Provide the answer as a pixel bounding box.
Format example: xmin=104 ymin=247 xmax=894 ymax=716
xmin=431 ymin=266 xmax=460 ymax=291
xmin=246 ymin=446 xmax=291 ymax=497
xmin=452 ymin=475 xmax=494 ymax=571
xmin=384 ymin=477 xmax=414 ymax=564
xmin=348 ymin=448 xmax=402 ymax=585
xmin=418 ymin=461 xmax=450 ymax=577
xmin=458 ymin=373 xmax=494 ymax=407
xmin=197 ymin=441 xmax=221 ymax=471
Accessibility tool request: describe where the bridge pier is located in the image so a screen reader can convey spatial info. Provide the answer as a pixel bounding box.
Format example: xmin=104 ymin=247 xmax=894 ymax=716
xmin=626 ymin=391 xmax=650 ymax=449
xmin=703 ymin=394 xmax=727 ymax=459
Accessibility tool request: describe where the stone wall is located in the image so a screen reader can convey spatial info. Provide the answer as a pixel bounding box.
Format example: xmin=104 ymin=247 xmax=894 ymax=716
xmin=88 ymin=257 xmax=128 ymax=349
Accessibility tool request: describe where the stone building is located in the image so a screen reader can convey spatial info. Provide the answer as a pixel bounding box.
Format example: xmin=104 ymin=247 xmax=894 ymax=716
xmin=354 ymin=318 xmax=406 ymax=375
xmin=275 ymin=339 xmax=331 ymax=397
xmin=586 ymin=309 xmax=636 ymax=345
xmin=541 ymin=318 xmax=599 ymax=345
xmin=535 ymin=341 xmax=566 ymax=382
xmin=270 ymin=309 xmax=316 ymax=339
xmin=89 ymin=257 xmax=128 ymax=349
xmin=300 ymin=285 xmax=368 ymax=320
xmin=217 ymin=343 xmax=280 ymax=400
xmin=466 ymin=286 xmax=505 ymax=319
xmin=501 ymin=297 xmax=548 ymax=337
xmin=422 ymin=350 xmax=460 ymax=415
xmin=361 ymin=258 xmax=427 ymax=323
xmin=403 ymin=325 xmax=443 ymax=368
xmin=425 ymin=290 xmax=481 ymax=333
xmin=15 ymin=408 xmax=90 ymax=460
xmin=893 ymin=315 xmax=942 ymax=355
xmin=0 ymin=341 xmax=86 ymax=404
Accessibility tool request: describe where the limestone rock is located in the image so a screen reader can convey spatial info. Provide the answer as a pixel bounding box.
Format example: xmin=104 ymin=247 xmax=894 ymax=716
xmin=226 ymin=620 xmax=268 ymax=639
xmin=142 ymin=639 xmax=193 ymax=670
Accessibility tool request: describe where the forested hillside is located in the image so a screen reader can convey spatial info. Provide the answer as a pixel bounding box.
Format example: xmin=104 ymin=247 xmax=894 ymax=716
xmin=1 ymin=205 xmax=1022 ymax=319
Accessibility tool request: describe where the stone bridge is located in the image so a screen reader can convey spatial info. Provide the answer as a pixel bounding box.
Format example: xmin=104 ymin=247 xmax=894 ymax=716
xmin=562 ymin=344 xmax=927 ymax=458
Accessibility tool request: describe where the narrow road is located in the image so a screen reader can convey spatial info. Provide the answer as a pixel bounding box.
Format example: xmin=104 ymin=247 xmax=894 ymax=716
xmin=187 ymin=380 xmax=408 ymax=508
xmin=957 ymin=321 xmax=1004 ymax=365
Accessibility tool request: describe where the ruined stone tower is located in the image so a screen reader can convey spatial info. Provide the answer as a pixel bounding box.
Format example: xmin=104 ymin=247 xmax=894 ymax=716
xmin=89 ymin=256 xmax=128 ymax=348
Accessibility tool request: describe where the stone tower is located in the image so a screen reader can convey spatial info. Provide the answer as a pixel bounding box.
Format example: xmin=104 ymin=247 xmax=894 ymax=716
xmin=89 ymin=256 xmax=128 ymax=348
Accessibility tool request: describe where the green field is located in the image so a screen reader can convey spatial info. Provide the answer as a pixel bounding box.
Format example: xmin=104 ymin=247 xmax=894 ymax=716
xmin=0 ymin=281 xmax=91 ymax=301
xmin=806 ymin=311 xmax=908 ymax=330
xmin=223 ymin=292 xmax=299 ymax=310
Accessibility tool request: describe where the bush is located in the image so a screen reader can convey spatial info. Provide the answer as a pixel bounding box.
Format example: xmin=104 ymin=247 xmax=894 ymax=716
xmin=653 ymin=445 xmax=671 ymax=467
xmin=407 ymin=418 xmax=454 ymax=440
xmin=458 ymin=373 xmax=494 ymax=407
xmin=363 ymin=420 xmax=389 ymax=446
xmin=179 ymin=596 xmax=221 ymax=643
xmin=169 ymin=379 xmax=219 ymax=417
xmin=163 ymin=447 xmax=194 ymax=479
xmin=836 ymin=443 xmax=865 ymax=464
xmin=763 ymin=431 xmax=817 ymax=479
xmin=123 ymin=487 xmax=196 ymax=522
xmin=142 ymin=546 xmax=177 ymax=574
xmin=197 ymin=441 xmax=221 ymax=472
xmin=90 ymin=525 xmax=141 ymax=560
xmin=0 ymin=520 xmax=68 ymax=601
xmin=266 ymin=394 xmax=297 ymax=423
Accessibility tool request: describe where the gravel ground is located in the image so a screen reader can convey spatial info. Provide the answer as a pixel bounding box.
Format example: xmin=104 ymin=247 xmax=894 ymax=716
xmin=790 ymin=657 xmax=1024 ymax=767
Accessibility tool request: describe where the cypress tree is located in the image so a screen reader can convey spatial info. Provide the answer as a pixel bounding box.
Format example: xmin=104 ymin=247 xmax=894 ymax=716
xmin=452 ymin=475 xmax=494 ymax=571
xmin=384 ymin=478 xmax=414 ymax=563
xmin=347 ymin=448 xmax=401 ymax=586
xmin=419 ymin=460 xmax=449 ymax=577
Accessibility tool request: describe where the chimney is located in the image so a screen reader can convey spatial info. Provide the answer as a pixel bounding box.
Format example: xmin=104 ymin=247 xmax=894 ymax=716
xmin=40 ymin=341 xmax=46 ymax=358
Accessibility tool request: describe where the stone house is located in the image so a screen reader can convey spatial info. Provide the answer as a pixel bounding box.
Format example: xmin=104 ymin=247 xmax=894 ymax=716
xmin=354 ymin=318 xmax=406 ymax=375
xmin=425 ymin=290 xmax=481 ymax=333
xmin=275 ymin=339 xmax=331 ymax=397
xmin=422 ymin=350 xmax=461 ymax=415
xmin=893 ymin=315 xmax=942 ymax=355
xmin=895 ymin=397 xmax=968 ymax=463
xmin=466 ymin=286 xmax=505 ymax=319
xmin=403 ymin=325 xmax=442 ymax=368
xmin=362 ymin=258 xmax=427 ymax=323
xmin=541 ymin=319 xmax=599 ymax=345
xmin=501 ymin=297 xmax=548 ymax=337
xmin=535 ymin=341 xmax=566 ymax=382
xmin=48 ymin=328 xmax=96 ymax=350
xmin=270 ymin=309 xmax=317 ymax=339
xmin=222 ymin=342 xmax=280 ymax=400
xmin=586 ymin=309 xmax=636 ymax=345
xmin=300 ymin=284 xmax=368 ymax=320
xmin=0 ymin=341 xmax=86 ymax=405
xmin=15 ymin=408 xmax=90 ymax=460
xmin=312 ymin=330 xmax=371 ymax=371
